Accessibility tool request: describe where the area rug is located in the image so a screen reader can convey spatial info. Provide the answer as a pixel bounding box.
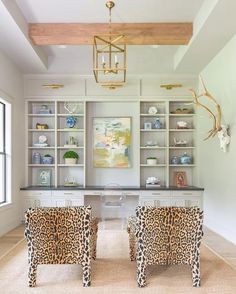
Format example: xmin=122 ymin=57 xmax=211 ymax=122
xmin=0 ymin=230 xmax=236 ymax=294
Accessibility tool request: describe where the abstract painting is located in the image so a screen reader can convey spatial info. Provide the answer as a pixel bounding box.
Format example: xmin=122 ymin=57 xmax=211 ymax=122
xmin=93 ymin=117 xmax=131 ymax=168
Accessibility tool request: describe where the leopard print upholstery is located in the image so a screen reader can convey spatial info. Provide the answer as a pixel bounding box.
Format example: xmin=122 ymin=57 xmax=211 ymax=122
xmin=127 ymin=206 xmax=203 ymax=288
xmin=24 ymin=206 xmax=98 ymax=287
xmin=127 ymin=216 xmax=136 ymax=261
xmin=90 ymin=217 xmax=99 ymax=260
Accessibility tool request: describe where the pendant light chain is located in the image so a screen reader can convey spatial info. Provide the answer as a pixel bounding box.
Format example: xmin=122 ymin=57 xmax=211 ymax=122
xmin=109 ymin=6 xmax=112 ymax=35
xmin=108 ymin=4 xmax=112 ymax=68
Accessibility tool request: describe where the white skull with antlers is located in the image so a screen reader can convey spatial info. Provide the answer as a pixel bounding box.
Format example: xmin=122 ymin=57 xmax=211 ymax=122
xmin=189 ymin=76 xmax=230 ymax=152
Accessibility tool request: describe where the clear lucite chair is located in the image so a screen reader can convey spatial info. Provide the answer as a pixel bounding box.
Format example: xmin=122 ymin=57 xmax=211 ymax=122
xmin=101 ymin=183 xmax=126 ymax=229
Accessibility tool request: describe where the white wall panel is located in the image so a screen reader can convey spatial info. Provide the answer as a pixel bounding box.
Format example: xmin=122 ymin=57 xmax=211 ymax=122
xmin=86 ymin=78 xmax=140 ymax=96
xmin=24 ymin=78 xmax=85 ymax=96
xmin=141 ymin=77 xmax=197 ymax=96
xmin=86 ymin=101 xmax=140 ymax=186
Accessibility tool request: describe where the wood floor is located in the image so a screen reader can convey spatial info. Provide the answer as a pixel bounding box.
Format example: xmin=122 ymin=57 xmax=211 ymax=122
xmin=0 ymin=225 xmax=25 ymax=258
xmin=203 ymin=226 xmax=236 ymax=269
xmin=0 ymin=223 xmax=236 ymax=270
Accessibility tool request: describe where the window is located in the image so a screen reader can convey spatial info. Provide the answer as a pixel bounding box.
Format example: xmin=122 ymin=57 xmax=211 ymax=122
xmin=0 ymin=98 xmax=11 ymax=205
xmin=0 ymin=101 xmax=6 ymax=203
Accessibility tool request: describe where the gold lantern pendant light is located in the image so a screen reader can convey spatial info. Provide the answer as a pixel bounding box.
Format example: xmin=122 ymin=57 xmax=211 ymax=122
xmin=93 ymin=1 xmax=126 ymax=89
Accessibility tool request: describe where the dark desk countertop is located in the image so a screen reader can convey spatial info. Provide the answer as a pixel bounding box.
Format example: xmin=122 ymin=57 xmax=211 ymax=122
xmin=20 ymin=186 xmax=204 ymax=191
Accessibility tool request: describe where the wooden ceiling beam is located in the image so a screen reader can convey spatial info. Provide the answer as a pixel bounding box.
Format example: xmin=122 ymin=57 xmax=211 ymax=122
xmin=29 ymin=23 xmax=193 ymax=45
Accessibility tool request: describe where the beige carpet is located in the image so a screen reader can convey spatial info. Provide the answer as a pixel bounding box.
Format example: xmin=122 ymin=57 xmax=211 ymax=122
xmin=0 ymin=230 xmax=236 ymax=294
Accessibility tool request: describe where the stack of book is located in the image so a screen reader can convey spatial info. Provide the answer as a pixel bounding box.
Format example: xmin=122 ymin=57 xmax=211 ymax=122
xmin=146 ymin=177 xmax=161 ymax=188
xmin=146 ymin=183 xmax=161 ymax=188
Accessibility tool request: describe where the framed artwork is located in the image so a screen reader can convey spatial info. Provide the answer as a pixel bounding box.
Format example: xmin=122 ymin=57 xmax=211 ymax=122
xmin=174 ymin=171 xmax=187 ymax=187
xmin=93 ymin=117 xmax=131 ymax=168
xmin=144 ymin=122 xmax=152 ymax=130
xmin=37 ymin=169 xmax=51 ymax=186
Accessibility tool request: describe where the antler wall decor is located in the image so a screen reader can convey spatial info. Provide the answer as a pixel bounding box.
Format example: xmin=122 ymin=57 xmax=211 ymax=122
xmin=189 ymin=76 xmax=230 ymax=152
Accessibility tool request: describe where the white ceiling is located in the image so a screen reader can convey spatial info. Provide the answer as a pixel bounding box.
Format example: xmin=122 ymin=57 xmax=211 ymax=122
xmin=15 ymin=0 xmax=204 ymax=23
xmin=13 ymin=0 xmax=204 ymax=74
xmin=0 ymin=0 xmax=236 ymax=75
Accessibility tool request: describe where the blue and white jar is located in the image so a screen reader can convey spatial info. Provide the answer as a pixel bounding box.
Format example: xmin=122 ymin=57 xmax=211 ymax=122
xmin=180 ymin=152 xmax=193 ymax=164
xmin=32 ymin=152 xmax=41 ymax=164
xmin=42 ymin=155 xmax=53 ymax=164
xmin=171 ymin=156 xmax=180 ymax=165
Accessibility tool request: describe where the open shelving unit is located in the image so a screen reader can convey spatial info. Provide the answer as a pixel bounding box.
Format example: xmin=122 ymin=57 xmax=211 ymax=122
xmin=140 ymin=101 xmax=168 ymax=187
xmin=140 ymin=100 xmax=196 ymax=187
xmin=168 ymin=100 xmax=196 ymax=187
xmin=26 ymin=100 xmax=86 ymax=187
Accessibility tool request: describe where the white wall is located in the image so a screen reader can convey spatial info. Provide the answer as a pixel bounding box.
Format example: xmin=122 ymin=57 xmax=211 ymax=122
xmin=199 ymin=34 xmax=236 ymax=244
xmin=86 ymin=101 xmax=140 ymax=186
xmin=0 ymin=49 xmax=24 ymax=236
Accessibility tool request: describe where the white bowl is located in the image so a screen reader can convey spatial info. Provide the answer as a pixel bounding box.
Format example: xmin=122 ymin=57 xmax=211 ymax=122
xmin=147 ymin=159 xmax=157 ymax=165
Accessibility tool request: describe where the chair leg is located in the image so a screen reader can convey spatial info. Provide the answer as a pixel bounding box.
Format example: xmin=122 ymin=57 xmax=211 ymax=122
xmin=91 ymin=219 xmax=98 ymax=260
xmin=91 ymin=233 xmax=97 ymax=260
xmin=191 ymin=259 xmax=201 ymax=287
xmin=28 ymin=261 xmax=37 ymax=287
xmin=82 ymin=263 xmax=91 ymax=287
xmin=128 ymin=229 xmax=136 ymax=261
xmin=191 ymin=241 xmax=201 ymax=287
xmin=137 ymin=263 xmax=147 ymax=287
xmin=92 ymin=243 xmax=97 ymax=260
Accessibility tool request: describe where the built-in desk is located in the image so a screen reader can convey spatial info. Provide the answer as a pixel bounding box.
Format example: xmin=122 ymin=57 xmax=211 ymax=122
xmin=20 ymin=186 xmax=204 ymax=220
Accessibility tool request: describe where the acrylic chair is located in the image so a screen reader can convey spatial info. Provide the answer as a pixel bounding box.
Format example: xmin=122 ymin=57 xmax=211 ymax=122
xmin=100 ymin=183 xmax=126 ymax=229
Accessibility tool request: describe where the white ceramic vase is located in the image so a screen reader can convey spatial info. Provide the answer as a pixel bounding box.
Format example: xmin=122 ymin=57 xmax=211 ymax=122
xmin=147 ymin=158 xmax=157 ymax=165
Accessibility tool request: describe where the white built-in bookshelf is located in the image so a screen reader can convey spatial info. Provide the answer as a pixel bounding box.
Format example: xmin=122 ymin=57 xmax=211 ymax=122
xmin=139 ymin=100 xmax=196 ymax=187
xmin=26 ymin=99 xmax=196 ymax=188
xmin=26 ymin=101 xmax=86 ymax=187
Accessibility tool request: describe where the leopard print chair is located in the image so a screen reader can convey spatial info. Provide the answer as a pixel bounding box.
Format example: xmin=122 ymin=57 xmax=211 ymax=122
xmin=24 ymin=206 xmax=98 ymax=287
xmin=127 ymin=206 xmax=203 ymax=288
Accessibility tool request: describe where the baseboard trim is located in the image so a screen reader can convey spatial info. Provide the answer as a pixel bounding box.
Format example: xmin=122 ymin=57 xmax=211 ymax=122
xmin=204 ymin=220 xmax=236 ymax=245
xmin=0 ymin=219 xmax=22 ymax=237
xmin=203 ymin=242 xmax=236 ymax=270
xmin=0 ymin=238 xmax=25 ymax=261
